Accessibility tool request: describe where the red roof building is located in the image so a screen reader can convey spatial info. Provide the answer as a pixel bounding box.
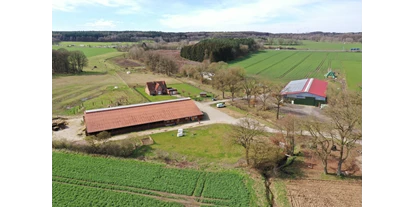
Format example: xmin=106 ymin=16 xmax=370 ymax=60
xmin=280 ymin=78 xmax=328 ymax=106
xmin=84 ymin=98 xmax=203 ymax=135
xmin=145 ymin=81 xmax=168 ymax=95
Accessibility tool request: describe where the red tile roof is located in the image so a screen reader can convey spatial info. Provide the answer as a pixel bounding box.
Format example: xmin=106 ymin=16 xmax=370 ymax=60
xmin=84 ymin=98 xmax=203 ymax=133
xmin=146 ymin=81 xmax=167 ymax=93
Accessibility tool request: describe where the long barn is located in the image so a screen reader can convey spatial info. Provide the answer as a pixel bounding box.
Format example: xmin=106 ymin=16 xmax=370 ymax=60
xmin=281 ymin=78 xmax=328 ymax=106
xmin=83 ymin=98 xmax=204 ymax=135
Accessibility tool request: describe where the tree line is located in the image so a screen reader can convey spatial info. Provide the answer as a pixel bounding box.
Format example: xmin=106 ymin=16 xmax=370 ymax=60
xmin=128 ymin=46 xmax=178 ymax=76
xmin=52 ymin=31 xmax=362 ymax=43
xmin=180 ymin=38 xmax=259 ymax=62
xmin=52 ymin=49 xmax=88 ymax=74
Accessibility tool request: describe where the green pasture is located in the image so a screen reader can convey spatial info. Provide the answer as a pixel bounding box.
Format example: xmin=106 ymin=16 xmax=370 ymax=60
xmin=85 ymin=52 xmax=126 ymax=71
xmin=229 ymin=50 xmax=362 ymax=90
xmin=149 ymin=124 xmax=244 ymax=163
xmin=52 ymin=45 xmax=118 ymax=57
xmin=55 ymin=41 xmax=147 ymax=47
xmin=268 ymin=40 xmax=362 ymax=51
xmin=52 ymin=74 xmax=146 ymax=115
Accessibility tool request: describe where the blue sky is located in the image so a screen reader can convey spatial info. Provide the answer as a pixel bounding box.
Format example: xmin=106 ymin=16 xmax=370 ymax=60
xmin=52 ymin=0 xmax=361 ymax=33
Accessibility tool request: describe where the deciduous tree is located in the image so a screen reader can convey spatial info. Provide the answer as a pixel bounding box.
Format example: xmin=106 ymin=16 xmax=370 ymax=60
xmin=230 ymin=118 xmax=265 ymax=165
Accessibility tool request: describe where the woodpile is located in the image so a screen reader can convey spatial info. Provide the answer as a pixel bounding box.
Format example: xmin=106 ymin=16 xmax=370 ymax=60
xmin=52 ymin=117 xmax=68 ymax=131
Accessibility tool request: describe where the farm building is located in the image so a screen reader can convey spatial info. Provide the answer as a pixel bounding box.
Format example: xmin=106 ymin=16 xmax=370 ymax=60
xmin=83 ymin=98 xmax=204 ymax=135
xmin=145 ymin=81 xmax=177 ymax=95
xmin=281 ymin=78 xmax=328 ymax=106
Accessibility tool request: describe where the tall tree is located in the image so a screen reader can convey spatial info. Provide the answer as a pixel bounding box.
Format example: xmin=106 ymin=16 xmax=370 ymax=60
xmin=275 ymin=114 xmax=300 ymax=156
xmin=241 ymin=76 xmax=258 ymax=107
xmin=230 ymin=118 xmax=265 ymax=165
xmin=226 ymin=66 xmax=245 ymax=101
xmin=324 ymin=90 xmax=362 ymax=176
xmin=301 ymin=117 xmax=335 ymax=174
xmin=272 ymin=83 xmax=285 ymax=119
xmin=68 ymin=51 xmax=88 ymax=73
xmin=212 ymin=69 xmax=228 ymax=99
xmin=257 ymin=80 xmax=273 ymax=110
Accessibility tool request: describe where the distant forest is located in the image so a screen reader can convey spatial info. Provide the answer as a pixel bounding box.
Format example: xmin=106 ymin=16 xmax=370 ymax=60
xmin=52 ymin=31 xmax=362 ymax=43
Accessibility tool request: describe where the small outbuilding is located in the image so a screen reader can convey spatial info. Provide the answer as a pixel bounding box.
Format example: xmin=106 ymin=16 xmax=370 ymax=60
xmin=200 ymin=92 xmax=207 ymax=97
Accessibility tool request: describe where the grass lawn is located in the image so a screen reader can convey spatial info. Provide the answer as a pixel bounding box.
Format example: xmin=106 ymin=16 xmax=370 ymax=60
xmin=169 ymin=83 xmax=212 ymax=100
xmin=135 ymin=87 xmax=177 ymax=102
xmin=149 ymin=124 xmax=244 ymax=163
xmin=52 ymin=45 xmax=118 ymax=57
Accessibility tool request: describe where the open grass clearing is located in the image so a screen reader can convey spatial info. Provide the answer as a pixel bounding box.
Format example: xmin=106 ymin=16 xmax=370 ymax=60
xmin=145 ymin=124 xmax=244 ymax=164
xmin=52 ymin=45 xmax=118 ymax=57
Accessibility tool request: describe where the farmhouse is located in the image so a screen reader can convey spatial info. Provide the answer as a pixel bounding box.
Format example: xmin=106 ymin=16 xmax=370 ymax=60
xmin=281 ymin=78 xmax=328 ymax=106
xmin=145 ymin=81 xmax=168 ymax=95
xmin=83 ymin=98 xmax=204 ymax=135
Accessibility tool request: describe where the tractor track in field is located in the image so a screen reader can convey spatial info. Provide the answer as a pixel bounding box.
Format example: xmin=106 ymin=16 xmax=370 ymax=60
xmin=306 ymin=53 xmax=328 ymax=78
xmin=244 ymin=52 xmax=285 ymax=69
xmin=255 ymin=52 xmax=299 ymax=75
xmin=53 ymin=175 xmax=229 ymax=207
xmin=279 ymin=53 xmax=312 ymax=78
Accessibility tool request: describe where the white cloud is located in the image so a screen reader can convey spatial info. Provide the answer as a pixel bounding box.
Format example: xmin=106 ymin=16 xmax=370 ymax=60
xmin=52 ymin=0 xmax=142 ymax=14
xmin=159 ymin=0 xmax=361 ymax=32
xmin=83 ymin=19 xmax=117 ymax=29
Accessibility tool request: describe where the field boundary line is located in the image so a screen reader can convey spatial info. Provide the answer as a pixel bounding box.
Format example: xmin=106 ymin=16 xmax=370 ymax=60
xmin=244 ymin=51 xmax=284 ymax=69
xmin=306 ymin=53 xmax=328 ymax=78
xmin=53 ymin=180 xmax=222 ymax=207
xmin=53 ymin=175 xmax=230 ymax=204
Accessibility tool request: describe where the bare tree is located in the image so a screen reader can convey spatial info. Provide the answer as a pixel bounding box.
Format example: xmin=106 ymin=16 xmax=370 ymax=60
xmin=230 ymin=118 xmax=266 ymax=165
xmin=226 ymin=66 xmax=245 ymax=101
xmin=241 ymin=76 xmax=258 ymax=107
xmin=272 ymin=83 xmax=285 ymax=119
xmin=257 ymin=80 xmax=273 ymax=110
xmin=212 ymin=69 xmax=228 ymax=99
xmin=250 ymin=138 xmax=285 ymax=171
xmin=275 ymin=114 xmax=300 ymax=156
xmin=301 ymin=117 xmax=335 ymax=174
xmin=323 ymin=90 xmax=362 ymax=176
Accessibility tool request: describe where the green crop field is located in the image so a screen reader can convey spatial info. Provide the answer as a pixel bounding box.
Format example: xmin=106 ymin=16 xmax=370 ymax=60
xmin=229 ymin=50 xmax=362 ymax=90
xmin=268 ymin=40 xmax=362 ymax=51
xmin=53 ymin=151 xmax=253 ymax=206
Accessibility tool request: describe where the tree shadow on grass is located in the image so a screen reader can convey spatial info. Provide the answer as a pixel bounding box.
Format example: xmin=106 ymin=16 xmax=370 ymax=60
xmin=130 ymin=145 xmax=154 ymax=159
xmin=227 ymin=51 xmax=268 ymax=64
xmin=277 ymin=157 xmax=306 ymax=179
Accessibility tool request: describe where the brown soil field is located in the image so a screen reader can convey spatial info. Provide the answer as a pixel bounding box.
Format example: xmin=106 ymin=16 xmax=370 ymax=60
xmin=111 ymin=57 xmax=144 ymax=68
xmin=285 ymin=179 xmax=362 ymax=207
xmin=152 ymin=50 xmax=201 ymax=69
xmin=116 ymin=71 xmax=183 ymax=87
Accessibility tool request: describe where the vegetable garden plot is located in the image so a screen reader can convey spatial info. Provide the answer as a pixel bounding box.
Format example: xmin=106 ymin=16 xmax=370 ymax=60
xmin=53 ymin=152 xmax=251 ymax=207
